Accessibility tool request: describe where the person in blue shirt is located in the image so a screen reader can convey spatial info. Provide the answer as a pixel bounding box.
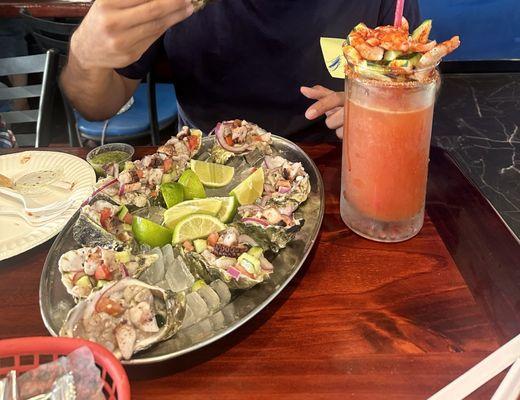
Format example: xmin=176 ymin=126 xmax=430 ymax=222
xmin=61 ymin=0 xmax=420 ymax=141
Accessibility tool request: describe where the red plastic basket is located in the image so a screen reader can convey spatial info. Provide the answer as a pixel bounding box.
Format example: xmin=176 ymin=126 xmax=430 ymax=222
xmin=0 ymin=337 xmax=131 ymax=400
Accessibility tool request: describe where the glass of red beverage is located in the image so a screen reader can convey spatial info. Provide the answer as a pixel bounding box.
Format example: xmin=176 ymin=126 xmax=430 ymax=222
xmin=340 ymin=64 xmax=439 ymax=242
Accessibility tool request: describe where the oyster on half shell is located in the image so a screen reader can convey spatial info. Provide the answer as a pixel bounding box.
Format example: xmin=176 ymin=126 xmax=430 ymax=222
xmin=60 ymin=278 xmax=185 ymax=360
xmin=58 ymin=247 xmax=158 ymax=300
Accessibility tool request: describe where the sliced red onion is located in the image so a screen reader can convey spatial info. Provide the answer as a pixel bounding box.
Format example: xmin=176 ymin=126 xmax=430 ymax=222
xmin=259 ymin=255 xmax=274 ymax=271
xmin=82 ymin=178 xmax=118 ymax=206
xmin=227 ymin=266 xmax=241 ymax=280
xmin=118 ymin=184 xmax=126 ymax=196
xmin=278 ymin=186 xmax=291 ymax=194
xmin=238 ymin=234 xmax=258 ymax=247
xmin=120 ymin=264 xmax=129 ymax=277
xmin=215 ymin=122 xmax=249 ymax=153
xmin=241 ymin=217 xmax=269 ymax=227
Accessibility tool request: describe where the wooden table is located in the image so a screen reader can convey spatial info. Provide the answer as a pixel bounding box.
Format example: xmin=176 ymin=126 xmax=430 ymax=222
xmin=0 ymin=144 xmax=519 ymax=399
xmin=0 ymin=0 xmax=90 ymax=18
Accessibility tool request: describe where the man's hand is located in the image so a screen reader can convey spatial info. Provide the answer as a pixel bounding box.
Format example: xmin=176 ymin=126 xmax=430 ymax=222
xmin=71 ymin=0 xmax=194 ymax=69
xmin=62 ymin=0 xmax=193 ymax=120
xmin=301 ymin=86 xmax=345 ymax=139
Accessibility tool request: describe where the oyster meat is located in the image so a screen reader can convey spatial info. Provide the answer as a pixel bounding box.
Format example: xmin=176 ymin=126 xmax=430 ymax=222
xmin=59 ymin=247 xmax=158 ymax=299
xmin=210 ymin=120 xmax=272 ymax=164
xmin=261 ymin=155 xmax=311 ymax=209
xmin=95 ymin=128 xmax=202 ymax=208
xmin=60 ymin=278 xmax=185 ymax=360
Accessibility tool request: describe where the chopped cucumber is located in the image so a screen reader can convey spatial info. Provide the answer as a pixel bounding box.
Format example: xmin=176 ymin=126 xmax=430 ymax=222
xmin=118 ymin=205 xmax=129 ymax=222
xmin=411 ymin=19 xmax=432 ymax=43
xmin=192 ymin=279 xmax=206 ymax=292
xmin=247 ymin=246 xmax=263 ymax=259
xmin=96 ymin=279 xmax=109 ymax=288
xmin=76 ymin=275 xmax=92 ymax=289
xmin=383 ymin=50 xmax=402 ymax=62
xmin=161 ymin=173 xmax=173 ymax=184
xmin=193 ymin=239 xmax=207 ymax=254
xmin=353 ymin=22 xmax=368 ymax=32
xmin=115 ymin=250 xmax=131 ymax=264
xmin=237 ymin=253 xmax=261 ymax=275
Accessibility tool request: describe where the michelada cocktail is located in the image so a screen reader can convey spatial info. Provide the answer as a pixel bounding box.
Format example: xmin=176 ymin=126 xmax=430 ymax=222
xmin=340 ymin=17 xmax=460 ymax=242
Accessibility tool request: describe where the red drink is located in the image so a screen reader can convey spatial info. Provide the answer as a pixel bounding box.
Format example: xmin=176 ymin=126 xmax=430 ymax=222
xmin=340 ymin=71 xmax=438 ymax=242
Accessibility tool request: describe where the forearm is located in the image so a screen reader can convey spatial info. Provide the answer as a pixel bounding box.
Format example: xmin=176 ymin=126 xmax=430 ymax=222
xmin=60 ymin=47 xmax=137 ymax=121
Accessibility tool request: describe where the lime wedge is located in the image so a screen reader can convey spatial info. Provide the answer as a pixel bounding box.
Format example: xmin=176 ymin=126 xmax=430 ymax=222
xmin=163 ymin=198 xmax=223 ymax=229
xmin=132 ymin=216 xmax=172 ymax=247
xmin=229 ymin=168 xmax=264 ymax=205
xmin=178 ymin=169 xmax=206 ymax=200
xmin=160 ymin=182 xmax=184 ymax=208
xmin=216 ymin=196 xmax=238 ymax=223
xmin=190 ymin=159 xmax=235 ymax=188
xmin=172 ymin=214 xmax=226 ymax=244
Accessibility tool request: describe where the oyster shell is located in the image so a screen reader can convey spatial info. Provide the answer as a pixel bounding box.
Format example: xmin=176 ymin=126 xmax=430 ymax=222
xmin=72 ymin=194 xmax=133 ymax=250
xmin=261 ymin=156 xmax=311 ymax=207
xmin=235 ymin=205 xmax=305 ymax=252
xmin=209 ymin=120 xmax=272 ymax=164
xmin=60 ymin=278 xmax=185 ymax=360
xmin=58 ymin=247 xmax=158 ymax=299
xmin=180 ymin=227 xmax=272 ymax=290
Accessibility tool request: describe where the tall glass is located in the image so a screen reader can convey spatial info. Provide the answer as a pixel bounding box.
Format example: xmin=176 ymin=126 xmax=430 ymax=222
xmin=340 ymin=66 xmax=439 ymax=242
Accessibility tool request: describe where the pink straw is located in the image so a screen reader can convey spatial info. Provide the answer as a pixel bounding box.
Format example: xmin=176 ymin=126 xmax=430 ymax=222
xmin=393 ymin=0 xmax=405 ymax=27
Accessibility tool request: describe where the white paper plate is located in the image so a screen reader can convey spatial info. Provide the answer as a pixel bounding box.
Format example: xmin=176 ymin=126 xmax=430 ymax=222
xmin=0 ymin=151 xmax=96 ymax=261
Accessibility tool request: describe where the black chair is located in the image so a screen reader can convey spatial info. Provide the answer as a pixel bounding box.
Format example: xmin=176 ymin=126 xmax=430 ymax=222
xmin=0 ymin=50 xmax=59 ymax=147
xmin=20 ymin=9 xmax=78 ymax=56
xmin=20 ymin=9 xmax=177 ymax=146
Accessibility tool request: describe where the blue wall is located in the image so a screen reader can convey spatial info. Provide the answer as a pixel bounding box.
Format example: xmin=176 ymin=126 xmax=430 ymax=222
xmin=419 ymin=0 xmax=520 ymax=60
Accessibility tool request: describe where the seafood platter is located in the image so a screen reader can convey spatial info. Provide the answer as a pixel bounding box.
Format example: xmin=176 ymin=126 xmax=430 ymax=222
xmin=40 ymin=120 xmax=324 ymax=364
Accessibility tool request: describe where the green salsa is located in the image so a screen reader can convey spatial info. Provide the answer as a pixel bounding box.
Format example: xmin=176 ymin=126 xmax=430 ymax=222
xmin=90 ymin=150 xmax=129 ymax=165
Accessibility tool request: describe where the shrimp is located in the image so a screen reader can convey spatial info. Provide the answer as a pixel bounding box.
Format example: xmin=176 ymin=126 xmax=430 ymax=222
xmin=374 ymin=26 xmax=410 ymax=51
xmin=354 ymin=42 xmax=384 ymax=61
xmin=418 ymin=36 xmax=460 ymax=68
xmin=343 ymin=45 xmax=363 ymax=66
xmin=409 ymin=40 xmax=437 ymax=53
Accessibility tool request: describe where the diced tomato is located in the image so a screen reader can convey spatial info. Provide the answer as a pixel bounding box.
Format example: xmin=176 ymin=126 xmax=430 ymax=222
xmin=150 ymin=190 xmax=158 ymax=198
xmin=94 ymin=263 xmax=112 ymax=281
xmin=122 ymin=213 xmax=133 ymax=224
xmin=163 ymin=158 xmax=173 ymax=173
xmin=187 ymin=135 xmax=200 ymax=152
xmin=225 ymin=135 xmax=234 ymax=147
xmin=95 ymin=296 xmax=123 ymax=316
xmin=99 ymin=208 xmax=112 ymax=229
xmin=136 ymin=169 xmax=144 ymax=179
xmin=207 ymin=232 xmax=219 ymax=247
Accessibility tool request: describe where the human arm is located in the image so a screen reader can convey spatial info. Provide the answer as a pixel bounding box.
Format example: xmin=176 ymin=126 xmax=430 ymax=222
xmin=60 ymin=0 xmax=194 ymax=120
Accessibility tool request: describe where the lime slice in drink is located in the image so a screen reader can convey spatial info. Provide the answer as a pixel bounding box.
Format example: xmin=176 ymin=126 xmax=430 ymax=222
xmin=190 ymin=159 xmax=235 ymax=188
xmin=178 ymin=169 xmax=206 ymax=200
xmin=229 ymin=168 xmax=264 ymax=205
xmin=160 ymin=182 xmax=184 ymax=208
xmin=172 ymin=214 xmax=226 ymax=244
xmin=216 ymin=196 xmax=238 ymax=223
xmin=163 ymin=198 xmax=223 ymax=229
xmin=132 ymin=216 xmax=172 ymax=247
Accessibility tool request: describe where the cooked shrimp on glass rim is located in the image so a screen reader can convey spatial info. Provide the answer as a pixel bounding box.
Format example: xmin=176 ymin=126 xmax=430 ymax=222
xmin=343 ymin=17 xmax=460 ymax=82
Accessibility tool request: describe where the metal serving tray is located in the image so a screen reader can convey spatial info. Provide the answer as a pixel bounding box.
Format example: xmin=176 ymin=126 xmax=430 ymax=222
xmin=39 ymin=135 xmax=324 ymax=364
